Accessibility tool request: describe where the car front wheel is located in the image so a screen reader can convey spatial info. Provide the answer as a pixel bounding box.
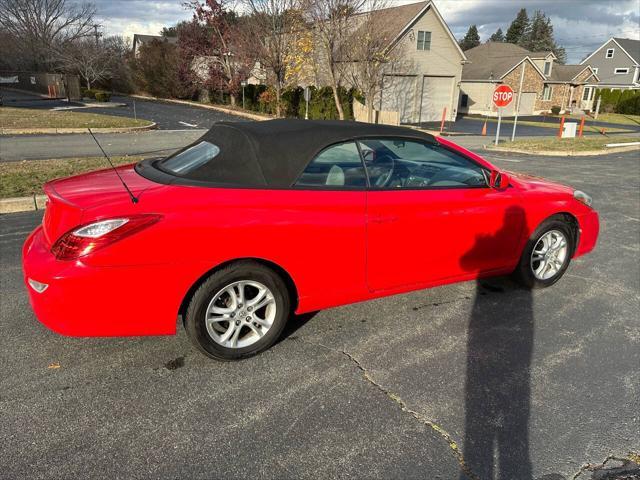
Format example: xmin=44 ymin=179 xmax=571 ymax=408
xmin=514 ymin=218 xmax=574 ymax=289
xmin=184 ymin=261 xmax=291 ymax=360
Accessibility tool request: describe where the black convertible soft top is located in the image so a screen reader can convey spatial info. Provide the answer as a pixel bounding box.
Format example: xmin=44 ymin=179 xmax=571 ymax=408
xmin=138 ymin=119 xmax=437 ymax=188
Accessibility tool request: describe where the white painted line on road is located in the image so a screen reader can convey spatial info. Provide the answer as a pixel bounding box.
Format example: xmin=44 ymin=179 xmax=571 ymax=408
xmin=179 ymin=121 xmax=199 ymax=128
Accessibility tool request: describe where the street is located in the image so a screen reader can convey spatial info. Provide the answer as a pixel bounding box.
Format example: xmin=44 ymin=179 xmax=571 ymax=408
xmin=1 ymin=149 xmax=638 ymax=479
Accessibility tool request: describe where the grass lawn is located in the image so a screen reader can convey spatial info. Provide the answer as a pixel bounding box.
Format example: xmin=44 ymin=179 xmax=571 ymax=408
xmin=493 ymin=136 xmax=639 ymax=153
xmin=580 ymin=113 xmax=640 ymax=126
xmin=0 ymin=156 xmax=142 ymax=198
xmin=467 ymin=115 xmax=632 ymax=133
xmin=0 ymin=107 xmax=152 ymax=129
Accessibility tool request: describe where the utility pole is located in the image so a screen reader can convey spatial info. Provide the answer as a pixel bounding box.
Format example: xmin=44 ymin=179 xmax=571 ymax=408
xmin=92 ymin=24 xmax=102 ymax=47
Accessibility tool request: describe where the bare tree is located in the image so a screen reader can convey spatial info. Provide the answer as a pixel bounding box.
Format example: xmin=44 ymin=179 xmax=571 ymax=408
xmin=242 ymin=0 xmax=301 ymax=117
xmin=302 ymin=0 xmax=365 ymax=120
xmin=0 ymin=0 xmax=96 ymax=70
xmin=346 ymin=0 xmax=407 ymax=122
xmin=56 ymin=38 xmax=111 ymax=89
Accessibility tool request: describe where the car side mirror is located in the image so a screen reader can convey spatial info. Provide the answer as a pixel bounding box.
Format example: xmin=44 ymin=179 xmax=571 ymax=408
xmin=489 ymin=170 xmax=510 ymax=190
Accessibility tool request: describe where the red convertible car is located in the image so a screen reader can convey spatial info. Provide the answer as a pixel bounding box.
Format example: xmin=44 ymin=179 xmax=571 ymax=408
xmin=23 ymin=120 xmax=599 ymax=360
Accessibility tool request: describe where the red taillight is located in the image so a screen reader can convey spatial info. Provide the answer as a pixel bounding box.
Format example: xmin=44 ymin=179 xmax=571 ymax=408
xmin=51 ymin=214 xmax=161 ymax=261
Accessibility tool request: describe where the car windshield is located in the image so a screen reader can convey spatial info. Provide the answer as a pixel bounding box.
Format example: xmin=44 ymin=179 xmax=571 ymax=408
xmin=160 ymin=141 xmax=220 ymax=175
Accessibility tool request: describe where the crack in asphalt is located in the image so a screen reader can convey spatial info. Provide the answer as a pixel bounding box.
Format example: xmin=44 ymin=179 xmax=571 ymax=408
xmin=571 ymin=453 xmax=640 ymax=480
xmin=293 ymin=337 xmax=480 ymax=480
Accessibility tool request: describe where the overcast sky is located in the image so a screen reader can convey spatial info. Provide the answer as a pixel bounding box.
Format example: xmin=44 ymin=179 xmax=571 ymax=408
xmin=95 ymin=0 xmax=640 ymax=63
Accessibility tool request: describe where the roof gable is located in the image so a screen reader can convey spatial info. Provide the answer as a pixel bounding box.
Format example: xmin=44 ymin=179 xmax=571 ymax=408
xmin=581 ymin=37 xmax=639 ymax=65
xmin=462 ymin=43 xmax=545 ymax=80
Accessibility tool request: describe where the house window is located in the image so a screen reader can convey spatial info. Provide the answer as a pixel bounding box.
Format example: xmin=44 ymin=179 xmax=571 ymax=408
xmin=614 ymin=68 xmax=629 ymax=74
xmin=582 ymin=87 xmax=594 ymax=101
xmin=417 ymin=31 xmax=431 ymax=51
xmin=460 ymin=94 xmax=469 ymax=108
xmin=542 ymin=85 xmax=553 ymax=101
xmin=606 ymin=48 xmax=614 ymax=58
xmin=544 ymin=61 xmax=552 ymax=76
xmin=592 ymin=67 xmax=598 ymax=75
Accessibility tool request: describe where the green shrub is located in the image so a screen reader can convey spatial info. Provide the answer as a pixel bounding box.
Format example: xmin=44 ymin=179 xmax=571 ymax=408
xmin=82 ymin=88 xmax=96 ymax=99
xmin=93 ymin=91 xmax=111 ymax=102
xmin=551 ymin=105 xmax=561 ymax=115
xmin=595 ymin=88 xmax=640 ymax=115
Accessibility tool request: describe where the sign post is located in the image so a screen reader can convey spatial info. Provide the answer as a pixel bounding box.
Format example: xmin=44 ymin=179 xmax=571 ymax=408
xmin=511 ymin=63 xmax=526 ymax=141
xmin=241 ymin=81 xmax=247 ymax=110
xmin=492 ymin=85 xmax=515 ymax=146
xmin=303 ymin=86 xmax=311 ymax=120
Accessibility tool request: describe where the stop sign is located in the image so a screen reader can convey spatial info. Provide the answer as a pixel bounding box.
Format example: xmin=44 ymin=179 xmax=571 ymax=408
xmin=493 ymin=85 xmax=515 ymax=108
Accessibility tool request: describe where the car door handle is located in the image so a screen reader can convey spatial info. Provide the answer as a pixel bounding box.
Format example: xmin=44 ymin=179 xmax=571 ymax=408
xmin=371 ymin=215 xmax=399 ymax=224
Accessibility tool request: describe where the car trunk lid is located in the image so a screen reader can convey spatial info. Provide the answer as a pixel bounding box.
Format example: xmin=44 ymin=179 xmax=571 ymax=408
xmin=42 ymin=165 xmax=162 ymax=245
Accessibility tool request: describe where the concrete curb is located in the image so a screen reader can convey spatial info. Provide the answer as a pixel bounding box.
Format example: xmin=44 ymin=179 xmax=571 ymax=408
xmin=0 ymin=122 xmax=157 ymax=135
xmin=484 ymin=144 xmax=640 ymax=156
xmin=128 ymin=94 xmax=272 ymax=122
xmin=0 ymin=195 xmax=47 ymax=214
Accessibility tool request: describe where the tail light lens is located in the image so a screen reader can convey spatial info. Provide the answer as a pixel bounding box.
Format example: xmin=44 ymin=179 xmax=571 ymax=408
xmin=51 ymin=214 xmax=161 ymax=261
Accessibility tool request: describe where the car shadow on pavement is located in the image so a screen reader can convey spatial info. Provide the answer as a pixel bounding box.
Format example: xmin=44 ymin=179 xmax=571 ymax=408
xmin=459 ymin=206 xmax=536 ymax=480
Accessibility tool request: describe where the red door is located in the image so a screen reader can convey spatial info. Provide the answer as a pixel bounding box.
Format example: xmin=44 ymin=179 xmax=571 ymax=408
xmin=366 ymin=187 xmax=525 ymax=292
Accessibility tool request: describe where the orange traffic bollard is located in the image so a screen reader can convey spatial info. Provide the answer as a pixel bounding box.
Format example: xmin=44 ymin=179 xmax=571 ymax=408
xmin=440 ymin=107 xmax=447 ymax=134
xmin=558 ymin=116 xmax=565 ymax=138
xmin=578 ymin=116 xmax=585 ymax=137
xmin=481 ymin=120 xmax=487 ymax=136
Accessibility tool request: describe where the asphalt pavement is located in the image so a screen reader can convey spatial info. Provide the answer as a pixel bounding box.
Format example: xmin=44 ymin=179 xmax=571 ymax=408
xmin=1 ymin=149 xmax=638 ymax=479
xmin=81 ymin=95 xmax=244 ymax=130
xmin=0 ymin=130 xmax=205 ymax=162
xmin=417 ymin=115 xmax=640 ymax=137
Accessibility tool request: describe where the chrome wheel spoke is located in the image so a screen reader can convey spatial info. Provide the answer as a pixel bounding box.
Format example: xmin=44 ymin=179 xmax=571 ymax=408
xmin=219 ymin=322 xmax=236 ymax=344
xmin=253 ymin=294 xmax=274 ymax=311
xmin=229 ymin=324 xmax=242 ymax=348
xmin=247 ymin=322 xmax=265 ymax=338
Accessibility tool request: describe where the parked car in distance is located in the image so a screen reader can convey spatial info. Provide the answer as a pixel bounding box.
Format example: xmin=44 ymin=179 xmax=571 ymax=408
xmin=23 ymin=120 xmax=599 ymax=360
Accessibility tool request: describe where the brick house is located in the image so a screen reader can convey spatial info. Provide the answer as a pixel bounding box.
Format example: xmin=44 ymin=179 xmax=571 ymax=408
xmin=459 ymin=43 xmax=599 ymax=116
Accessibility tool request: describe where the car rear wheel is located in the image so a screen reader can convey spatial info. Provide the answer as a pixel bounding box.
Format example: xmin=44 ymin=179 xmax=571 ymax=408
xmin=184 ymin=261 xmax=291 ymax=360
xmin=513 ymin=218 xmax=574 ymax=289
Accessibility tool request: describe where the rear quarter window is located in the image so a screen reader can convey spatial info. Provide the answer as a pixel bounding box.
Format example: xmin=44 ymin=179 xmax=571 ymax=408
xmin=161 ymin=141 xmax=220 ymax=175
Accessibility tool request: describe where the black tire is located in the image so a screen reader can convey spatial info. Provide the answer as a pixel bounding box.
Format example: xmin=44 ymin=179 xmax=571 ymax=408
xmin=184 ymin=261 xmax=291 ymax=361
xmin=513 ymin=217 xmax=574 ymax=289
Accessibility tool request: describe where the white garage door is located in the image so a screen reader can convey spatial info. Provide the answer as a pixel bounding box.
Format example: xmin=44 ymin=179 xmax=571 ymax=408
xmin=380 ymin=75 xmax=417 ymax=124
xmin=420 ymin=76 xmax=454 ymax=122
xmin=501 ymin=92 xmax=536 ymax=116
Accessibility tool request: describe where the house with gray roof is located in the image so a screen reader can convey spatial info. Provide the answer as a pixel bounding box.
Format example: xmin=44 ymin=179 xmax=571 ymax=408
xmin=132 ymin=34 xmax=178 ymax=57
xmin=294 ymin=1 xmax=466 ymax=123
xmin=459 ymin=42 xmax=598 ymax=116
xmin=580 ymin=37 xmax=640 ymax=89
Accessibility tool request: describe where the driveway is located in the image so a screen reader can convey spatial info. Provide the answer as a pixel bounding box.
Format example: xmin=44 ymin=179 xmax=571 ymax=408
xmin=81 ymin=95 xmax=244 ymax=130
xmin=1 ymin=150 xmax=638 ymax=479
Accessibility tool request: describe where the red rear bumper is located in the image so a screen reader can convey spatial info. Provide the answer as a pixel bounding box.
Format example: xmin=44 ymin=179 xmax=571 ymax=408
xmin=575 ymin=209 xmax=599 ymax=257
xmin=22 ymin=227 xmax=202 ymax=337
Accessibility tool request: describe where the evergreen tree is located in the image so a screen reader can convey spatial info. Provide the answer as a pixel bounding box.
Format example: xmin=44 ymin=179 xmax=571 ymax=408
xmin=458 ymin=25 xmax=480 ymax=51
xmin=505 ymin=8 xmax=529 ymax=45
xmin=522 ymin=10 xmax=567 ymax=63
xmin=488 ymin=28 xmax=505 ymax=42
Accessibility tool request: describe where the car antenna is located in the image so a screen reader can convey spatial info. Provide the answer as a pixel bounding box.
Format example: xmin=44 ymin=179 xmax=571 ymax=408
xmin=87 ymin=128 xmax=138 ymax=204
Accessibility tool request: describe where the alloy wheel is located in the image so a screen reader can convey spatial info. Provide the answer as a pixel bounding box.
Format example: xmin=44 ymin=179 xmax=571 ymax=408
xmin=205 ymin=280 xmax=276 ymax=349
xmin=530 ymin=230 xmax=568 ymax=281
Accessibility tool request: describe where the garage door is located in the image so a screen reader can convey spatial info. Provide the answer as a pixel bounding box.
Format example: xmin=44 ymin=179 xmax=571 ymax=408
xmin=380 ymin=75 xmax=417 ymax=124
xmin=502 ymin=92 xmax=535 ymax=116
xmin=419 ymin=76 xmax=454 ymax=122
